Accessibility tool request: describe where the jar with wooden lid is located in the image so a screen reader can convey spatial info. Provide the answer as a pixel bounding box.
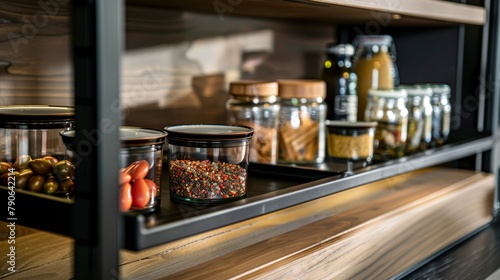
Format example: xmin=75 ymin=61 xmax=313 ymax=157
xmin=226 ymin=80 xmax=280 ymax=164
xmin=398 ymin=85 xmax=433 ymax=153
xmin=353 ymin=35 xmax=399 ymax=122
xmin=365 ymin=88 xmax=408 ymax=159
xmin=277 ymin=79 xmax=326 ymax=164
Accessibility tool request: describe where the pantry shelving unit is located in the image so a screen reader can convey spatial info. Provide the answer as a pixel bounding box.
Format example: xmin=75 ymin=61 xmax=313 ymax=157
xmin=0 ymin=0 xmax=499 ymax=279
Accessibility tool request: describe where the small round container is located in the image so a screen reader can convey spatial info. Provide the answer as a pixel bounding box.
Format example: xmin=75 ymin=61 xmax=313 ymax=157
xmin=226 ymin=80 xmax=279 ymax=164
xmin=61 ymin=126 xmax=167 ymax=212
xmin=0 ymin=105 xmax=75 ymax=163
xmin=277 ymin=79 xmax=327 ymax=164
xmin=164 ymin=124 xmax=254 ymax=204
xmin=325 ymin=120 xmax=377 ymax=163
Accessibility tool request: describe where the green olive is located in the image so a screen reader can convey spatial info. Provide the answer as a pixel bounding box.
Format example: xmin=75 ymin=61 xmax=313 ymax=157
xmin=27 ymin=175 xmax=45 ymax=192
xmin=59 ymin=178 xmax=75 ymax=193
xmin=16 ymin=170 xmax=34 ymax=190
xmin=29 ymin=159 xmax=53 ymax=175
xmin=53 ymin=160 xmax=75 ymax=182
xmin=0 ymin=162 xmax=12 ymax=176
xmin=1 ymin=172 xmax=19 ymax=186
xmin=42 ymin=156 xmax=59 ymax=166
xmin=13 ymin=155 xmax=32 ymax=171
xmin=43 ymin=177 xmax=59 ymax=194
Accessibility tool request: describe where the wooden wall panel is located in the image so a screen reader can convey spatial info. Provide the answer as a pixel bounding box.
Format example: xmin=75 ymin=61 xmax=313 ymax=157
xmin=0 ymin=1 xmax=334 ymax=128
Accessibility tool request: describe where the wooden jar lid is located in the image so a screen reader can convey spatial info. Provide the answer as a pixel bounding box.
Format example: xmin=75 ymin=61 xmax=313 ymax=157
xmin=277 ymin=79 xmax=326 ymax=99
xmin=229 ymin=80 xmax=278 ymax=97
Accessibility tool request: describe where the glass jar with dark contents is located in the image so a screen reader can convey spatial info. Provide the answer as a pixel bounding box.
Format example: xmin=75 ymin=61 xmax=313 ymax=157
xmin=165 ymin=124 xmax=254 ymax=204
xmin=0 ymin=105 xmax=74 ymax=163
xmin=0 ymin=105 xmax=75 ymax=197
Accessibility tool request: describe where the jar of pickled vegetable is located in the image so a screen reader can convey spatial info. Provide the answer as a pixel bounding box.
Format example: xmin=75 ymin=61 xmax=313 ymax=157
xmin=365 ymin=88 xmax=408 ymax=159
xmin=427 ymin=84 xmax=452 ymax=146
xmin=398 ymin=85 xmax=433 ymax=153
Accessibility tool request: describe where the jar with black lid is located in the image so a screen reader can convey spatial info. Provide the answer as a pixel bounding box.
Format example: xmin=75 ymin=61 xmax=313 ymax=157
xmin=165 ymin=124 xmax=254 ymax=204
xmin=0 ymin=105 xmax=75 ymax=163
xmin=226 ymin=80 xmax=279 ymax=164
xmin=365 ymin=88 xmax=408 ymax=159
xmin=277 ymin=79 xmax=327 ymax=164
xmin=61 ymin=126 xmax=167 ymax=212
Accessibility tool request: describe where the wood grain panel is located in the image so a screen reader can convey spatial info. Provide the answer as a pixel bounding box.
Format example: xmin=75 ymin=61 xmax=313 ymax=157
xmin=0 ymin=168 xmax=494 ymax=279
xmin=130 ymin=0 xmax=485 ymax=26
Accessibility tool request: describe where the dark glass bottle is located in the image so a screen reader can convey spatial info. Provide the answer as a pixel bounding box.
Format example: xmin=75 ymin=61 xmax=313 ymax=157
xmin=322 ymin=43 xmax=358 ymax=122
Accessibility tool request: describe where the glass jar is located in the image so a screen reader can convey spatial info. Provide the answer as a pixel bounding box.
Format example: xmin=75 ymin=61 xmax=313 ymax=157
xmin=365 ymin=88 xmax=408 ymax=159
xmin=165 ymin=124 xmax=254 ymax=204
xmin=353 ymin=35 xmax=399 ymax=122
xmin=398 ymin=85 xmax=433 ymax=153
xmin=427 ymin=84 xmax=452 ymax=146
xmin=61 ymin=126 xmax=167 ymax=212
xmin=226 ymin=80 xmax=279 ymax=164
xmin=0 ymin=105 xmax=74 ymax=163
xmin=322 ymin=43 xmax=358 ymax=122
xmin=325 ymin=120 xmax=377 ymax=163
xmin=0 ymin=105 xmax=75 ymax=197
xmin=277 ymin=79 xmax=327 ymax=164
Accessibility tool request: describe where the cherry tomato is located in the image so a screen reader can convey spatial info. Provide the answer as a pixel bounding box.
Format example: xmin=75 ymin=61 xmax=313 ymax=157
xmin=120 ymin=161 xmax=140 ymax=175
xmin=132 ymin=178 xmax=151 ymax=208
xmin=131 ymin=160 xmax=149 ymax=181
xmin=144 ymin=179 xmax=157 ymax=197
xmin=119 ymin=183 xmax=132 ymax=212
xmin=119 ymin=172 xmax=131 ymax=185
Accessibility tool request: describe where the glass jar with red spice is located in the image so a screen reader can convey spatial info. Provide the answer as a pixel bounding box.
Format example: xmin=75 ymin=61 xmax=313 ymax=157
xmin=164 ymin=124 xmax=254 ymax=204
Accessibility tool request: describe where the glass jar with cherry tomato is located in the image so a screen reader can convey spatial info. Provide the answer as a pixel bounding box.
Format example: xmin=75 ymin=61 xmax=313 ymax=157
xmin=60 ymin=126 xmax=167 ymax=212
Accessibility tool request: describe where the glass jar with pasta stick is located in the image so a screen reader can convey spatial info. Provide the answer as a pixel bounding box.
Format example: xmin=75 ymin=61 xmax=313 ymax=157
xmin=277 ymin=79 xmax=327 ymax=164
xmin=226 ymin=80 xmax=279 ymax=164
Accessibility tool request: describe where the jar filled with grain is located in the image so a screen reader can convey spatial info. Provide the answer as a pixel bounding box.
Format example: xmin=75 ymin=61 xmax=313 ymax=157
xmin=226 ymin=80 xmax=280 ymax=164
xmin=365 ymin=88 xmax=408 ymax=159
xmin=325 ymin=120 xmax=377 ymax=163
xmin=277 ymin=79 xmax=327 ymax=164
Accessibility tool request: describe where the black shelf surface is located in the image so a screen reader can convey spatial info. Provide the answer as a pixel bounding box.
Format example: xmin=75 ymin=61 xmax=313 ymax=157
xmin=0 ymin=136 xmax=494 ymax=248
xmin=123 ymin=135 xmax=495 ymax=250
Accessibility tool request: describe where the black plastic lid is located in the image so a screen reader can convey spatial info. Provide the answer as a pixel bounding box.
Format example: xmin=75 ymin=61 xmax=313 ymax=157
xmin=326 ymin=120 xmax=378 ymax=129
xmin=165 ymin=124 xmax=254 ymax=141
xmin=60 ymin=126 xmax=167 ymax=149
xmin=0 ymin=105 xmax=74 ymax=128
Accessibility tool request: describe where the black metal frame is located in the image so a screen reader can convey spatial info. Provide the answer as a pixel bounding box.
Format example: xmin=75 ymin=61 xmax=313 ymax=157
xmin=488 ymin=0 xmax=500 ymax=218
xmin=71 ymin=0 xmax=123 ymax=278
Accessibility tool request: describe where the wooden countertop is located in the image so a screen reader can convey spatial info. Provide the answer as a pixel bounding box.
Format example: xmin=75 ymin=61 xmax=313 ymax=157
xmin=0 ymin=167 xmax=496 ymax=279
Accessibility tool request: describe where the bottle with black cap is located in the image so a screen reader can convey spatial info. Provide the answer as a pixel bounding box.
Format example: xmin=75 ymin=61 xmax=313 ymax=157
xmin=322 ymin=43 xmax=358 ymax=122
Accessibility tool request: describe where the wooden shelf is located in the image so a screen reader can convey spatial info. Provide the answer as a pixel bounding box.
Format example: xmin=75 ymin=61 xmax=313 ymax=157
xmin=2 ymin=167 xmax=494 ymax=279
xmin=127 ymin=0 xmax=486 ymax=26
